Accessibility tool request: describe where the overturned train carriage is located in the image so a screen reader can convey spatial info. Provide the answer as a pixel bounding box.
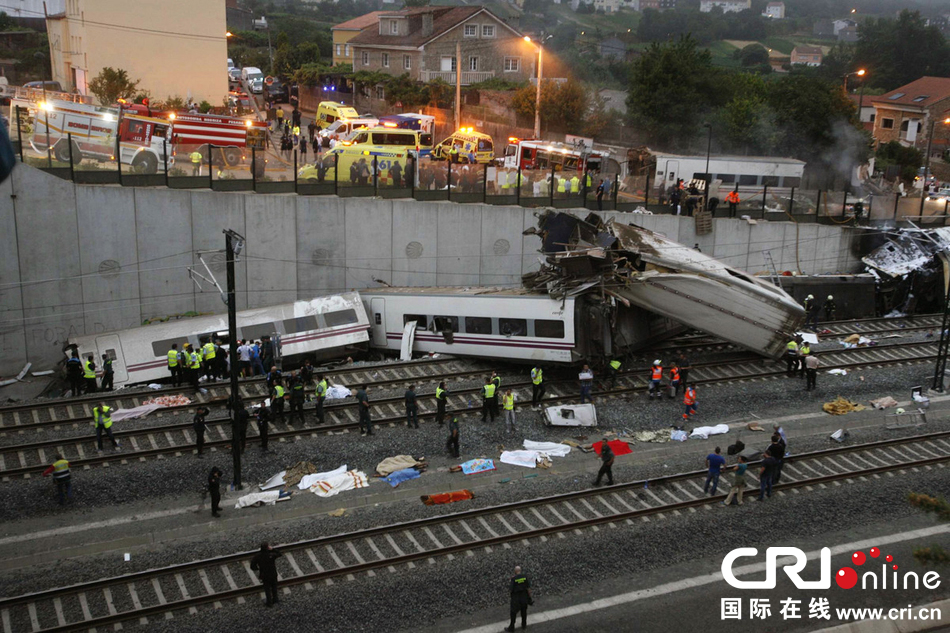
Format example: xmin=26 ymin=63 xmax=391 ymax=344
xmin=528 ymin=212 xmax=805 ymax=359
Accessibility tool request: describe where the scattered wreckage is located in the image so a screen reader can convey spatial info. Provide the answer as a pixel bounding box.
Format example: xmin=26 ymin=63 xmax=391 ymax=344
xmin=861 ymin=226 xmax=950 ymax=315
xmin=523 ymin=212 xmax=805 ymax=359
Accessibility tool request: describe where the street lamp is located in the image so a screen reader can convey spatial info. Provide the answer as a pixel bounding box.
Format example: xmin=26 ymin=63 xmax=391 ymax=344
xmin=919 ymin=116 xmax=950 ymax=218
xmin=843 ymin=68 xmax=866 ymax=93
xmin=524 ymin=35 xmax=552 ymax=139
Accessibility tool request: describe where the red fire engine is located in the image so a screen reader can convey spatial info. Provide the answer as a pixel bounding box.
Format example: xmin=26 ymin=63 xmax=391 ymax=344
xmin=502 ymin=138 xmax=606 ymax=173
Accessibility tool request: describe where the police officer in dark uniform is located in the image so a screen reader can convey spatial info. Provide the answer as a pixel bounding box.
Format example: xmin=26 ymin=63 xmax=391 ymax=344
xmin=100 ymin=353 xmax=114 ymax=391
xmin=506 ymin=565 xmax=533 ymax=632
xmin=405 ymin=384 xmax=419 ymax=429
xmin=289 ymin=373 xmax=305 ymax=426
xmin=257 ymin=402 xmax=272 ymax=452
xmin=65 ymin=350 xmax=84 ymax=396
xmin=193 ymin=406 xmax=209 ymax=456
xmin=446 ymin=416 xmax=460 ymax=458
xmin=208 ymin=466 xmax=223 ymax=518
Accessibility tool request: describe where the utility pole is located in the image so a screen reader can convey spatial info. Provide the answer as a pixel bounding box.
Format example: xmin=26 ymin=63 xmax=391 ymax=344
xmin=455 ymin=40 xmax=461 ymax=131
xmin=534 ymin=44 xmax=542 ymax=138
xmin=932 ymin=284 xmax=950 ymax=392
xmin=224 ymin=229 xmax=245 ymax=489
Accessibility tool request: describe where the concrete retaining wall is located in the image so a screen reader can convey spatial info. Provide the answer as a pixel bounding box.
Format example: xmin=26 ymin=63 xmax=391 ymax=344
xmin=0 ymin=165 xmax=863 ymax=374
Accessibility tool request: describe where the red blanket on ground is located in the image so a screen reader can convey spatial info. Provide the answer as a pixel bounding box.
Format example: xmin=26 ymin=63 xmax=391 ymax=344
xmin=421 ymin=490 xmax=475 ymax=506
xmin=593 ymin=439 xmax=632 ymax=456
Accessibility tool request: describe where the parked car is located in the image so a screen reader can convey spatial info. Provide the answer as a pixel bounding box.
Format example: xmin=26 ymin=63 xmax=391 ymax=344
xmin=228 ymin=68 xmax=242 ymax=82
xmin=929 ymin=187 xmax=950 ymax=202
xmin=22 ymin=80 xmax=64 ymax=92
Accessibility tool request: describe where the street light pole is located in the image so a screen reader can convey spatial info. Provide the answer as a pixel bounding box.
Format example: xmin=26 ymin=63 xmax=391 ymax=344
xmin=224 ymin=228 xmax=245 ymax=489
xmin=703 ymin=123 xmax=712 ymax=212
xmin=534 ymin=44 xmax=542 ymax=138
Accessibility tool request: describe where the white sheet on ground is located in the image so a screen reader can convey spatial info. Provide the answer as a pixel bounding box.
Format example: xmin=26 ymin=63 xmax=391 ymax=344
xmin=688 ymin=424 xmax=730 ymax=440
xmin=523 ymin=440 xmax=571 ymax=457
xmin=111 ymin=404 xmax=165 ymax=422
xmin=297 ymin=465 xmax=348 ymax=490
xmin=500 ymin=450 xmax=543 ymax=468
xmin=309 ymin=470 xmax=369 ymax=497
xmin=260 ymin=470 xmax=287 ymax=491
xmin=234 ymin=490 xmax=282 ymax=508
xmin=326 ymin=385 xmax=351 ymax=400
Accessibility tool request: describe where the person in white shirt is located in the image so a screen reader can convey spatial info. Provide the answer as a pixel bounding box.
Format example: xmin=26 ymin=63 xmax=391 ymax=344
xmin=237 ymin=340 xmax=252 ymax=377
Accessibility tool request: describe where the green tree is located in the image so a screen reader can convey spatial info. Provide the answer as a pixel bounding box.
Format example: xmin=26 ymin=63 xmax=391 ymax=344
xmin=908 ymin=493 xmax=950 ymax=565
xmin=88 ymin=67 xmax=140 ymax=106
xmin=511 ymin=79 xmax=589 ymax=135
xmin=766 ymin=74 xmax=858 ymax=162
xmin=625 ymin=35 xmax=723 ymax=149
xmin=734 ymin=43 xmax=769 ymax=67
xmin=875 ymin=141 xmax=923 ymax=183
xmin=854 ymin=11 xmax=950 ymax=90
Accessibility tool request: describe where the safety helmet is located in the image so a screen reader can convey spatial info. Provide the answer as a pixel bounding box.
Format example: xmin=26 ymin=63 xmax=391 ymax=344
xmin=807 ymin=294 xmax=814 ymax=299
xmin=654 ymin=359 xmax=662 ymax=365
xmin=827 ymin=295 xmax=833 ymax=300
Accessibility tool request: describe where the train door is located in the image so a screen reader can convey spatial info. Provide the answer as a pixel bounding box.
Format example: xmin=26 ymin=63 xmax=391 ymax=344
xmin=666 ymin=160 xmax=678 ymax=185
xmin=95 ymin=334 xmax=128 ymax=383
xmin=370 ymin=298 xmax=387 ymax=347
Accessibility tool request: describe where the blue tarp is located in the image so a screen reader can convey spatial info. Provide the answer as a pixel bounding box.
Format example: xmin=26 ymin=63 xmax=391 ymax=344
xmin=383 ymin=468 xmax=422 ymax=488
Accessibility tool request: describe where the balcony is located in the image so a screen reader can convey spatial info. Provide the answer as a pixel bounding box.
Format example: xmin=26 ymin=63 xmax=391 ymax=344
xmin=420 ymin=70 xmax=495 ymax=85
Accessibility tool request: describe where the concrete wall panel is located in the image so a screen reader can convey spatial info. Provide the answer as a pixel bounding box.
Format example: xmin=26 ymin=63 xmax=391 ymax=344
xmin=296 ymin=197 xmax=347 ymax=297
xmin=392 ymin=200 xmax=438 ymax=287
xmin=713 ymin=220 xmax=751 ymax=270
xmin=521 ymin=207 xmax=543 ymax=275
xmin=75 ymin=185 xmax=141 ymax=334
xmin=0 ymin=172 xmax=26 ymax=370
xmin=190 ymin=191 xmax=248 ymax=314
xmin=796 ymin=224 xmax=820 ymax=274
xmin=479 ymin=204 xmax=524 ymax=288
xmin=134 ymin=188 xmax=195 ymax=321
xmin=343 ymin=198 xmax=393 ymax=289
xmin=436 ymin=204 xmax=482 ymax=286
xmin=245 ymin=195 xmax=298 ymax=307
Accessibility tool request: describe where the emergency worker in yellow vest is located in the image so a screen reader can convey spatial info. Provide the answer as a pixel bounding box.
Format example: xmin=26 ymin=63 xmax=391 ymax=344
xmin=93 ymin=403 xmax=120 ymax=451
xmin=43 ymin=454 xmax=72 ymax=505
xmin=314 ymin=374 xmax=328 ymax=425
xmin=185 ymin=344 xmax=201 ymax=391
xmin=607 ymin=358 xmax=622 ymax=390
xmin=190 ymin=150 xmax=202 ymax=176
xmin=271 ymin=380 xmax=286 ymax=421
xmin=530 ymin=366 xmax=545 ymax=408
xmin=481 ymin=377 xmax=497 ymax=423
xmin=502 ymin=388 xmax=516 ymax=434
xmin=83 ymin=354 xmax=98 ymax=394
xmin=201 ymin=337 xmax=217 ymax=382
xmin=785 ymin=339 xmax=799 ymax=377
xmin=570 ymin=174 xmax=580 ymax=194
xmin=435 ymin=381 xmax=449 ymax=426
xmin=167 ymin=343 xmax=182 ymax=387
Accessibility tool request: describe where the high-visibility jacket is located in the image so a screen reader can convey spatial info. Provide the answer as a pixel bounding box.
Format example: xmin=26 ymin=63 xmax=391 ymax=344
xmin=93 ymin=406 xmax=112 ymax=428
xmin=684 ymin=388 xmax=696 ymax=405
xmin=609 ymin=359 xmax=621 ymax=370
xmin=435 ymin=386 xmax=446 ymax=400
xmin=189 ymin=351 xmax=201 ymax=370
xmin=800 ymin=344 xmax=811 ymax=356
xmin=586 ymin=174 xmax=592 ymax=188
xmin=190 ymin=151 xmax=202 ymax=164
xmin=83 ymin=360 xmax=96 ymax=379
xmin=483 ymin=383 xmax=496 ymax=399
xmin=786 ymin=341 xmax=799 ymax=352
xmin=531 ymin=368 xmax=543 ymax=385
xmin=557 ymin=178 xmax=567 ymax=193
xmin=570 ymin=176 xmax=580 ymax=192
xmin=202 ymin=343 xmax=215 ymax=360
xmin=292 ymin=125 xmax=300 ymax=137
xmin=274 ymin=385 xmax=285 ymax=399
xmin=316 ymin=379 xmax=328 ymax=398
xmin=671 ymin=367 xmax=680 ymax=382
xmin=51 ymin=458 xmax=71 ymax=480
xmin=167 ymin=349 xmax=179 ymax=367
xmin=651 ymin=365 xmax=663 ymax=380
xmin=503 ymin=394 xmax=514 ymax=410
xmin=725 ymin=190 xmax=740 ymax=204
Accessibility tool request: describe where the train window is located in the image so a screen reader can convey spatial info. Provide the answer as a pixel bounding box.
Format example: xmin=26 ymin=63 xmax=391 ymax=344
xmin=282 ymin=316 xmax=319 ymax=334
xmin=762 ymin=176 xmax=779 ymax=187
xmin=464 ymin=316 xmax=492 ymax=334
xmin=151 ymin=337 xmax=186 ymax=357
xmin=404 ymin=314 xmax=428 ymax=329
xmin=718 ymin=174 xmax=735 ymax=184
xmin=325 ymin=309 xmax=359 ymax=327
xmin=433 ymin=316 xmax=459 ymax=332
xmin=738 ymin=175 xmax=758 ymax=186
xmin=375 ymin=313 xmax=382 ymax=325
xmin=499 ymin=318 xmax=527 ymax=337
xmin=104 ymin=348 xmax=117 ymax=361
xmin=242 ymin=322 xmax=277 ymax=341
xmin=534 ymin=319 xmax=565 ymax=339
xmin=784 ymin=177 xmax=801 ymax=188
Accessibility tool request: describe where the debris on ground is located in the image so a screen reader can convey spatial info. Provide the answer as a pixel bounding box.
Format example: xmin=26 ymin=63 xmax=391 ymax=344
xmin=327 ymin=508 xmax=346 ymax=517
xmin=460 ymin=458 xmax=495 ymax=475
xmin=143 ymin=394 xmax=192 ymax=407
xmin=746 ymin=422 xmax=766 ymax=432
xmin=828 ymin=369 xmax=848 ymax=376
xmin=282 ymin=461 xmax=323 ymax=488
xmin=870 ymin=396 xmax=899 ymax=410
xmin=830 ymin=428 xmax=849 ymax=442
xmin=670 ymin=429 xmax=688 ymax=442
xmin=633 ymin=430 xmax=670 ymax=443
xmin=823 ymin=397 xmax=866 ymax=415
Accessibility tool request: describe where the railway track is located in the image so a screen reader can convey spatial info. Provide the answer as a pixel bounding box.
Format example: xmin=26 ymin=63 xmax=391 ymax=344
xmin=0 ymin=339 xmax=939 ymax=479
xmin=3 ymin=431 xmax=949 ymax=633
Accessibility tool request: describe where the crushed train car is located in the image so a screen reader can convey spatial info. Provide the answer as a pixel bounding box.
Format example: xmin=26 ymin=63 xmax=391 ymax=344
xmin=523 ymin=212 xmax=805 ymax=359
xmin=862 ymin=226 xmax=950 ymax=315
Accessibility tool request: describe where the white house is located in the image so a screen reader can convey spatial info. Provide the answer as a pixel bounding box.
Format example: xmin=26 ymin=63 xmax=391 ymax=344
xmin=832 ymin=18 xmax=856 ymax=35
xmin=763 ymin=1 xmax=784 ymax=18
xmin=699 ymin=0 xmax=750 ymax=13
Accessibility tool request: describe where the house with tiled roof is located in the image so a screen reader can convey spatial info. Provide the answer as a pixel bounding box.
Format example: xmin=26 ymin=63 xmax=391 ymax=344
xmin=790 ymin=45 xmax=823 ymax=66
xmin=870 ymin=76 xmax=950 ymax=154
xmin=346 ymin=6 xmax=530 ymax=86
xmin=332 ymin=11 xmax=387 ymax=67
xmin=763 ymin=2 xmax=784 ymax=19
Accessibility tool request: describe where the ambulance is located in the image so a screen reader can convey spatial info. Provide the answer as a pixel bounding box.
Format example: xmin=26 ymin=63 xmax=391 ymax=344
xmin=431 ymin=127 xmax=494 ymax=164
xmin=316 ymin=101 xmax=360 ymax=129
xmin=299 ymin=126 xmax=433 ymax=183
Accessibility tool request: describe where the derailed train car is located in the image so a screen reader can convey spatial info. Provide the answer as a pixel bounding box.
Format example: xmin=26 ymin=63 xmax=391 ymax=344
xmin=525 ymin=212 xmax=805 ymax=359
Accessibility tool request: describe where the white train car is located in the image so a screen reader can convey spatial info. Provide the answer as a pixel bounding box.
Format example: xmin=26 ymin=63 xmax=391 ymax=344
xmin=67 ymin=292 xmax=369 ymax=387
xmin=652 ymin=153 xmax=806 ymax=193
xmin=360 ymin=288 xmax=579 ymax=364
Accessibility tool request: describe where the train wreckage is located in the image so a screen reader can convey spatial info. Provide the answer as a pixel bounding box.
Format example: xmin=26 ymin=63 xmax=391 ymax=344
xmin=862 ymin=226 xmax=950 ymax=316
xmin=523 ymin=212 xmax=806 ymax=359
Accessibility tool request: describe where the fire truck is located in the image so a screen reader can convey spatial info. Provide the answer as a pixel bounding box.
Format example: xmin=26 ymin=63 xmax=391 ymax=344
xmin=502 ymin=138 xmax=606 ymax=173
xmin=160 ymin=110 xmax=267 ymax=167
xmin=17 ymin=98 xmax=171 ymax=173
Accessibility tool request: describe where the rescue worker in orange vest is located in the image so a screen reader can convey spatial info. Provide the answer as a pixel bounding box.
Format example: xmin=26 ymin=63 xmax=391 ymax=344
xmin=683 ymin=384 xmax=698 ymax=420
xmin=725 ymin=189 xmax=741 ymax=218
xmin=669 ymin=363 xmax=681 ymax=399
xmin=648 ymin=360 xmax=663 ymax=399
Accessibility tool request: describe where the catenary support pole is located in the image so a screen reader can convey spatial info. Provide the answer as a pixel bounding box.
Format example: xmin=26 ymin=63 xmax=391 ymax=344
xmin=225 ymin=229 xmax=244 ymax=489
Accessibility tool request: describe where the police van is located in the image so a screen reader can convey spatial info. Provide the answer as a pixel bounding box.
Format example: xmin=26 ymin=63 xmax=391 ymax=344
xmin=431 ymin=128 xmax=494 ymax=164
xmin=316 ymin=101 xmax=360 ymax=129
xmin=299 ymin=126 xmax=433 ymax=183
